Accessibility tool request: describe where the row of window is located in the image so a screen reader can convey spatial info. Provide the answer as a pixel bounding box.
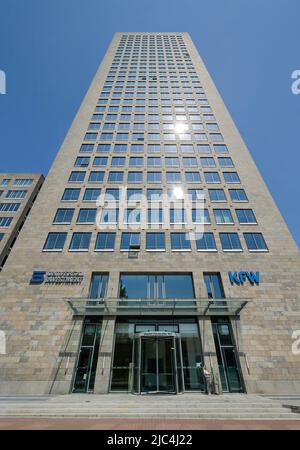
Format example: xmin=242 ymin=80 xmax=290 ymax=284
xmin=0 ymin=179 xmax=33 ymax=187
xmin=74 ymin=156 xmax=234 ymax=169
xmin=0 ymin=203 xmax=20 ymax=212
xmin=0 ymin=190 xmax=27 ymax=199
xmin=68 ymin=170 xmax=241 ymax=184
xmin=43 ymin=231 xmax=268 ymax=252
xmin=84 ymin=132 xmax=222 ymax=142
xmin=97 ymin=100 xmax=210 ymax=108
xmin=94 ymin=106 xmax=212 ymax=114
xmin=87 ymin=122 xmax=218 ymax=131
xmin=52 ymin=207 xmax=257 ymax=225
xmin=89 ymin=113 xmax=215 ymax=122
xmin=80 ymin=143 xmax=228 ymax=154
xmin=61 ymin=187 xmax=248 ymax=202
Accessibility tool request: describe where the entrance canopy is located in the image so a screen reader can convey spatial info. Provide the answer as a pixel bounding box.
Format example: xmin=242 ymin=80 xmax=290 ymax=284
xmin=65 ymin=297 xmax=248 ymax=317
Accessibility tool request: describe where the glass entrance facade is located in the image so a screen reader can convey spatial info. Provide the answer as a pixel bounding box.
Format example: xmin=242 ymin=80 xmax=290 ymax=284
xmin=212 ymin=318 xmax=244 ymax=393
xmin=73 ymin=318 xmax=102 ymax=393
xmin=110 ymin=319 xmax=205 ymax=392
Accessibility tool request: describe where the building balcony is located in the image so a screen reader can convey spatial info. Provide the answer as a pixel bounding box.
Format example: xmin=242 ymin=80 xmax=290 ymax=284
xmin=65 ymin=297 xmax=248 ymax=317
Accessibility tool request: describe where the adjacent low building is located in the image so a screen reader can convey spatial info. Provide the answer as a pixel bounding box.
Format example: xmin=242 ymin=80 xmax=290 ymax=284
xmin=0 ymin=174 xmax=44 ymax=270
xmin=0 ymin=33 xmax=299 ymax=397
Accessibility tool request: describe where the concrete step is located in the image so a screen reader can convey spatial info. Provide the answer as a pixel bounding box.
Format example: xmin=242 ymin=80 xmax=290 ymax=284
xmin=0 ymin=394 xmax=298 ymax=419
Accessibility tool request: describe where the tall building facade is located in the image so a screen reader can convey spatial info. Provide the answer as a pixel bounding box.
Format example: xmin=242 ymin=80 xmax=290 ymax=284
xmin=0 ymin=173 xmax=44 ymax=270
xmin=0 ymin=33 xmax=299 ymax=396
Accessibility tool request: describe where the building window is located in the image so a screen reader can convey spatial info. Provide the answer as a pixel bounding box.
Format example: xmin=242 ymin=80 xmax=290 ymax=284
xmin=204 ymin=172 xmax=220 ymax=183
xmin=43 ymin=232 xmax=67 ymax=251
xmin=83 ymin=188 xmax=101 ymax=202
xmin=5 ymin=190 xmax=27 ymax=199
xmin=214 ymin=144 xmax=228 ymax=154
xmin=69 ymin=232 xmax=92 ymax=251
xmin=85 ymin=133 xmax=98 ymax=141
xmin=244 ymin=233 xmax=268 ymax=251
xmin=95 ymin=232 xmax=116 ymax=251
xmin=105 ymin=188 xmax=120 ymax=201
xmin=53 ymin=208 xmax=74 ymax=224
xmin=13 ymin=179 xmax=33 ymax=186
xmin=192 ymin=209 xmax=210 ymax=223
xmin=146 ymin=232 xmax=165 ymax=250
xmin=130 ymin=157 xmax=144 ymax=167
xmin=97 ymin=144 xmax=111 ymax=153
xmin=77 ymin=209 xmax=97 ymax=224
xmin=93 ymin=157 xmax=108 ymax=167
xmin=213 ymin=209 xmax=234 ymax=224
xmin=147 ymin=172 xmax=162 ymax=183
xmin=112 ymin=157 xmax=126 ymax=167
xmin=147 ymin=188 xmax=163 ymax=201
xmin=88 ymin=171 xmax=105 ymax=183
xmin=208 ymin=189 xmax=226 ymax=202
xmin=100 ymin=133 xmax=113 ymax=140
xmin=0 ymin=203 xmax=20 ymax=212
xmin=0 ymin=217 xmax=12 ymax=228
xmin=89 ymin=273 xmax=109 ymax=298
xmin=128 ymin=171 xmax=143 ymax=184
xmin=1 ymin=179 xmax=10 ymax=187
xmin=201 ymin=157 xmax=215 ymax=167
xmin=185 ymin=172 xmax=201 ymax=183
xmin=62 ymin=188 xmax=80 ymax=201
xmin=148 ymin=208 xmax=163 ymax=224
xmin=218 ymin=157 xmax=234 ymax=167
xmin=171 ymin=232 xmax=191 ymax=250
xmin=120 ymin=232 xmax=141 ymax=250
xmin=108 ymin=172 xmax=124 ymax=183
xmin=223 ymin=172 xmax=240 ymax=183
xmin=188 ymin=189 xmax=203 ymax=201
xmin=195 ymin=232 xmax=217 ymax=251
xmin=229 ymin=189 xmax=248 ymax=202
xmin=0 ymin=233 xmax=4 ymax=242
xmin=148 ymin=157 xmax=161 ymax=168
xmin=197 ymin=144 xmax=211 ymax=154
xmin=125 ymin=208 xmax=141 ymax=224
xmin=219 ymin=233 xmax=242 ymax=251
xmin=204 ymin=273 xmax=225 ymax=298
xmin=69 ymin=171 xmax=86 ymax=183
xmin=75 ymin=157 xmax=90 ymax=167
xmin=119 ymin=273 xmax=194 ymax=299
xmin=236 ymin=209 xmax=257 ymax=224
xmin=166 ymin=172 xmax=181 ymax=183
xmin=182 ymin=157 xmax=197 ymax=167
xmin=100 ymin=208 xmax=119 ymax=224
xmin=127 ymin=188 xmax=142 ymax=201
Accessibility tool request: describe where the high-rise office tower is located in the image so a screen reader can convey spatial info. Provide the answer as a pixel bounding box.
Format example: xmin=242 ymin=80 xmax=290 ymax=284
xmin=0 ymin=33 xmax=299 ymax=396
xmin=0 ymin=174 xmax=44 ymax=270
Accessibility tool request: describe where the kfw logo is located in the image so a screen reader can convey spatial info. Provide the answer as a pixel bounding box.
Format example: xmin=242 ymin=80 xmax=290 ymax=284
xmin=229 ymin=271 xmax=260 ymax=286
xmin=30 ymin=271 xmax=47 ymax=284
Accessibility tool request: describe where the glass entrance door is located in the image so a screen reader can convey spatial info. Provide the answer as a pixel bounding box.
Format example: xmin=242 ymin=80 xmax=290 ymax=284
xmin=132 ymin=333 xmax=183 ymax=394
xmin=212 ymin=321 xmax=244 ymax=393
xmin=73 ymin=321 xmax=101 ymax=393
xmin=141 ymin=337 xmax=176 ymax=393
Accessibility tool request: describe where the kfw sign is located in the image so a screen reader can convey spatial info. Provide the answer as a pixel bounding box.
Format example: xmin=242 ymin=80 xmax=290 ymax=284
xmin=229 ymin=271 xmax=260 ymax=286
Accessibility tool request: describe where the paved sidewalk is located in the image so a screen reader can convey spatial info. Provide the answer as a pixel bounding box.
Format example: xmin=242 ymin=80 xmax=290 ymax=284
xmin=0 ymin=418 xmax=300 ymax=430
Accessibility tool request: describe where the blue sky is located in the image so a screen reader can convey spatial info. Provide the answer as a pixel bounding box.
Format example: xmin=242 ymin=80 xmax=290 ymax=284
xmin=0 ymin=0 xmax=299 ymax=247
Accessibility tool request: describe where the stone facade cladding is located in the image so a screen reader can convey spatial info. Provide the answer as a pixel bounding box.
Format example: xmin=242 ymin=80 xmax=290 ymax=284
xmin=0 ymin=33 xmax=299 ymax=395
